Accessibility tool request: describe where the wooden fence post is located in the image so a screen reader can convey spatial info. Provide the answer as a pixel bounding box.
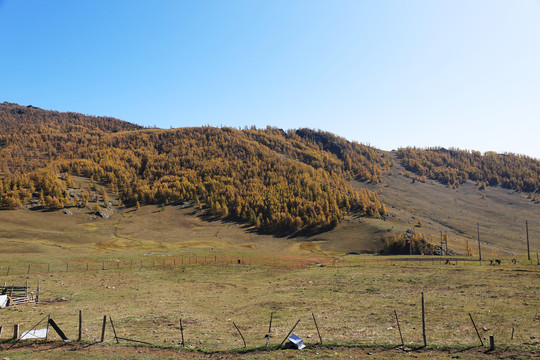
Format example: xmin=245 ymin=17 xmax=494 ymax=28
xmin=78 ymin=310 xmax=82 ymax=341
xmin=489 ymin=335 xmax=495 ymax=351
xmin=469 ymin=313 xmax=484 ymax=346
xmin=109 ymin=316 xmax=119 ymax=344
xmin=266 ymin=312 xmax=273 ymax=347
xmin=394 ymin=310 xmax=404 ymax=347
xmin=477 ymin=222 xmax=482 ymax=262
xmin=279 ymin=319 xmax=300 ymax=348
xmin=36 ymin=280 xmax=40 ymax=303
xmin=526 ymin=220 xmax=530 ymax=261
xmin=233 ymin=322 xmax=246 ymax=348
xmin=180 ymin=318 xmax=185 ymax=346
xmin=13 ymin=324 xmax=19 ymax=339
xmin=312 ymin=312 xmax=322 ymax=345
xmin=421 ymin=292 xmax=427 ymax=347
xmin=101 ymin=315 xmax=107 ymax=342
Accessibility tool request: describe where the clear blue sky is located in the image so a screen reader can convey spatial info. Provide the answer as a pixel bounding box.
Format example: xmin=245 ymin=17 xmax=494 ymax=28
xmin=1 ymin=1 xmax=539 ymax=158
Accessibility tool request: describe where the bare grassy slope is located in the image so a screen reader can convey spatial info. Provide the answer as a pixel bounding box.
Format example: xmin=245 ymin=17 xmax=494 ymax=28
xmin=0 ymin=206 xmax=291 ymax=257
xmin=354 ymin=151 xmax=540 ymax=256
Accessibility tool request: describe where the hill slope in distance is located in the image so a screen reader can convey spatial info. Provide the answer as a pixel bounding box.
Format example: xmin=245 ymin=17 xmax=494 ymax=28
xmin=0 ymin=102 xmax=538 ymax=257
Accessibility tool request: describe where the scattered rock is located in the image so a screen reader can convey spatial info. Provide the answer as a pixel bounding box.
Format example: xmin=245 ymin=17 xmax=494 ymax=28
xmin=63 ymin=209 xmax=73 ymax=216
xmin=96 ymin=210 xmax=109 ymax=219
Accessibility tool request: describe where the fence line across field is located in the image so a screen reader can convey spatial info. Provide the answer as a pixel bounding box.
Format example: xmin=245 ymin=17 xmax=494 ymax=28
xmin=0 ymin=301 xmax=525 ymax=353
xmin=0 ymin=254 xmax=538 ymax=277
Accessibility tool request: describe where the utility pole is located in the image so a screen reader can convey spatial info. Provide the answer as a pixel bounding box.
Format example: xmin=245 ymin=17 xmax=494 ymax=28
xmin=526 ymin=220 xmax=530 ymax=261
xmin=477 ymin=222 xmax=482 ymax=262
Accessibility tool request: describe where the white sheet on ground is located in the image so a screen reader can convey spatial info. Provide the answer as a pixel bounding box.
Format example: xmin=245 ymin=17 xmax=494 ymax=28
xmin=21 ymin=328 xmax=49 ymax=339
xmin=0 ymin=295 xmax=7 ymax=308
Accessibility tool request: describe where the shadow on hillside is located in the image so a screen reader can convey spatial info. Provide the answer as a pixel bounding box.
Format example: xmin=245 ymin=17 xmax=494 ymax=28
xmin=194 ymin=211 xmax=337 ymax=239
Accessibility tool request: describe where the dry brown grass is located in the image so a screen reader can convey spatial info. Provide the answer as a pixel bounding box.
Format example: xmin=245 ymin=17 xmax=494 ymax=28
xmin=0 ymin=156 xmax=539 ymax=359
xmin=0 ymin=251 xmax=538 ymax=353
xmin=352 ymin=151 xmax=540 ymax=257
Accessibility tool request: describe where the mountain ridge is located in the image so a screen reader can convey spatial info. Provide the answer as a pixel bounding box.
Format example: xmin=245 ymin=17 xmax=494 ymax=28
xmin=1 ymin=102 xmax=538 ymax=255
xmin=0 ymin=102 xmax=388 ymax=235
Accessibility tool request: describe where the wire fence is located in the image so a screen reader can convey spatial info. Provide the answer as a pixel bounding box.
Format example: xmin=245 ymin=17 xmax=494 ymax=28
xmin=0 ymin=254 xmax=538 ymax=277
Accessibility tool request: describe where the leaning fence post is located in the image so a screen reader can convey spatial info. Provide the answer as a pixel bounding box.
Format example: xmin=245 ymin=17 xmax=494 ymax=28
xmin=312 ymin=313 xmax=322 ymax=345
xmin=233 ymin=322 xmax=246 ymax=348
xmin=109 ymin=316 xmax=119 ymax=344
xmin=279 ymin=319 xmax=300 ymax=348
xmin=100 ymin=315 xmax=107 ymax=342
xmin=394 ymin=310 xmax=404 ymax=347
xmin=469 ymin=312 xmax=484 ymax=347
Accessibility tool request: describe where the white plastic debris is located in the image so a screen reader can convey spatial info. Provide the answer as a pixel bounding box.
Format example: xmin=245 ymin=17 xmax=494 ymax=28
xmin=288 ymin=334 xmax=306 ymax=350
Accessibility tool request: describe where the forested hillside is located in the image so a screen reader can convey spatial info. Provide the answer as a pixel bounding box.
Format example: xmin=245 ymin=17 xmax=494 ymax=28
xmin=0 ymin=103 xmax=388 ymax=234
xmin=397 ymin=147 xmax=540 ymax=194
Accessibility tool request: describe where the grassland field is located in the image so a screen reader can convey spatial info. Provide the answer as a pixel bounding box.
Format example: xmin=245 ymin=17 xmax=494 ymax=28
xmin=1 ymin=152 xmax=539 ymax=359
xmin=0 ymin=247 xmax=538 ymax=359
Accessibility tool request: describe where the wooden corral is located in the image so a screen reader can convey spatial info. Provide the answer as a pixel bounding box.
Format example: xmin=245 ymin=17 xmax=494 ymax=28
xmin=0 ymin=281 xmax=39 ymax=308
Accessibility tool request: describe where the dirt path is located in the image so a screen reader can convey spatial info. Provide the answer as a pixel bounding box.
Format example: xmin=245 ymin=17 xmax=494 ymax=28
xmin=1 ymin=342 xmax=536 ymax=360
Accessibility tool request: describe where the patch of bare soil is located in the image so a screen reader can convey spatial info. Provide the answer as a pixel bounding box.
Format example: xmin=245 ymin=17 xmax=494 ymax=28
xmin=1 ymin=342 xmax=537 ymax=360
